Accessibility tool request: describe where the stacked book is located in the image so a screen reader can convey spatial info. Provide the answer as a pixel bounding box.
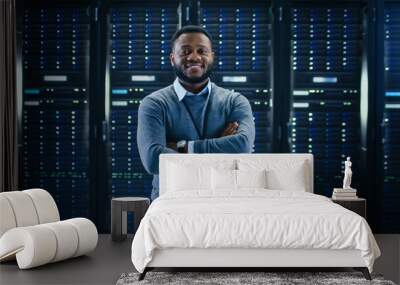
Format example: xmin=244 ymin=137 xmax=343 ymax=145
xmin=332 ymin=188 xmax=358 ymax=200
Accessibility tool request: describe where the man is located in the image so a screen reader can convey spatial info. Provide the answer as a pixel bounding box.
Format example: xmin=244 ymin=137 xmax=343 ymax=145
xmin=137 ymin=25 xmax=255 ymax=200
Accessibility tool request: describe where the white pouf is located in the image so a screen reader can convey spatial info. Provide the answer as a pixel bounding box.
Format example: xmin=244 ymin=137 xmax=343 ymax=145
xmin=0 ymin=189 xmax=98 ymax=269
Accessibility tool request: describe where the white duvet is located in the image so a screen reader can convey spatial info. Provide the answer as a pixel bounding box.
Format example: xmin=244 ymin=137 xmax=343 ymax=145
xmin=131 ymin=190 xmax=380 ymax=273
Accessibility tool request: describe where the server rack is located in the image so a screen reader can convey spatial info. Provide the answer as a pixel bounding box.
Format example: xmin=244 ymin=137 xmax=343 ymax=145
xmin=287 ymin=2 xmax=366 ymax=196
xmin=20 ymin=1 xmax=93 ymax=220
xmin=380 ymin=1 xmax=400 ymax=232
xmin=105 ymin=1 xmax=179 ymax=232
xmin=200 ymin=0 xmax=273 ymax=153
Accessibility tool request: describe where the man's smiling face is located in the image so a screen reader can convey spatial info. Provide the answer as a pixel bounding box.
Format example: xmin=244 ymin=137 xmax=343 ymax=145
xmin=170 ymin=32 xmax=214 ymax=85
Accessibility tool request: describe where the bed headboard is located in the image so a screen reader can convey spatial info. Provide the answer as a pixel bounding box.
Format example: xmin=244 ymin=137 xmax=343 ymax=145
xmin=159 ymin=154 xmax=314 ymax=196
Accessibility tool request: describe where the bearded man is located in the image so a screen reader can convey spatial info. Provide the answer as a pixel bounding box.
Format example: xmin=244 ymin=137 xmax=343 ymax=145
xmin=137 ymin=25 xmax=255 ymax=200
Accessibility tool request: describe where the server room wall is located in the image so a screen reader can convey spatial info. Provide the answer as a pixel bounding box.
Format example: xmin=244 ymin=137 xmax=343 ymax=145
xmin=17 ymin=0 xmax=400 ymax=233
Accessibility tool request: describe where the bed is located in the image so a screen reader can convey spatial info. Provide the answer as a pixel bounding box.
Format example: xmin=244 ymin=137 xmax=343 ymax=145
xmin=131 ymin=154 xmax=380 ymax=280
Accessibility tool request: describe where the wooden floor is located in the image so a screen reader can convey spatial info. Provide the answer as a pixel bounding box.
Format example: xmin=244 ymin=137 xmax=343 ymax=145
xmin=0 ymin=234 xmax=399 ymax=285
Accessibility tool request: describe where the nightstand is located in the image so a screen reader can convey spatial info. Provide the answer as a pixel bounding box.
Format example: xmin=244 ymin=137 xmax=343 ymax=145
xmin=331 ymin=197 xmax=366 ymax=219
xmin=111 ymin=197 xmax=150 ymax=241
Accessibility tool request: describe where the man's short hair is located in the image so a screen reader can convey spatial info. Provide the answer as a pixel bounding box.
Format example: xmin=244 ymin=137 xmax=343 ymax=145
xmin=170 ymin=25 xmax=213 ymax=51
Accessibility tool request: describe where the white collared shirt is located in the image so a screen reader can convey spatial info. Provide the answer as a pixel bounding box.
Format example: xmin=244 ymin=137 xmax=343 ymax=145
xmin=173 ymin=77 xmax=212 ymax=101
xmin=172 ymin=78 xmax=212 ymax=153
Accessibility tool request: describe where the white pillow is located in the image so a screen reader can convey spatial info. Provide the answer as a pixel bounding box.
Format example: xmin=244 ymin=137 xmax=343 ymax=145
xmin=166 ymin=159 xmax=236 ymax=193
xmin=211 ymin=168 xmax=237 ymax=190
xmin=266 ymin=166 xmax=306 ymax=191
xmin=237 ymin=169 xmax=267 ymax=189
xmin=211 ymin=168 xmax=268 ymax=191
xmin=238 ymin=159 xmax=308 ymax=191
xmin=167 ymin=162 xmax=211 ymax=191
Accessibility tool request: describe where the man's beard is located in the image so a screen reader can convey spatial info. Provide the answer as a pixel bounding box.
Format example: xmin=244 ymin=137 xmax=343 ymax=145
xmin=172 ymin=63 xmax=213 ymax=84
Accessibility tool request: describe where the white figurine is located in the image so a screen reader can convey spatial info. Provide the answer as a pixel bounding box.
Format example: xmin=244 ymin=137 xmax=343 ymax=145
xmin=343 ymin=157 xmax=353 ymax=189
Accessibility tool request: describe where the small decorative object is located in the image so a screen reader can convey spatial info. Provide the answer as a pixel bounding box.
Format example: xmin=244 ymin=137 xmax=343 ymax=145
xmin=343 ymin=156 xmax=353 ymax=189
xmin=332 ymin=157 xmax=358 ymax=200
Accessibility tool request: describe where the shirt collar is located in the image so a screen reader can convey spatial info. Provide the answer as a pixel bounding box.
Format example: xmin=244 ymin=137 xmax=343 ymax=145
xmin=173 ymin=78 xmax=212 ymax=102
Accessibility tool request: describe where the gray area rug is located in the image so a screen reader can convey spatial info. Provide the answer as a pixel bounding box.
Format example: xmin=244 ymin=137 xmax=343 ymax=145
xmin=116 ymin=271 xmax=396 ymax=285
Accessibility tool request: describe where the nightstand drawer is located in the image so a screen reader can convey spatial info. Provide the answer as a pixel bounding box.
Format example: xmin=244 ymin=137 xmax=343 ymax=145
xmin=331 ymin=198 xmax=366 ymax=219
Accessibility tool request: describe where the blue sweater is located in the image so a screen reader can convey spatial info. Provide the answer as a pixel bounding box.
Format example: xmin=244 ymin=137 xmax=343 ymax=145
xmin=137 ymin=82 xmax=255 ymax=199
xmin=182 ymin=92 xmax=208 ymax=136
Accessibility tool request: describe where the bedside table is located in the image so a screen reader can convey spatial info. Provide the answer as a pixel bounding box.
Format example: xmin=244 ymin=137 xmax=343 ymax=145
xmin=111 ymin=197 xmax=150 ymax=241
xmin=331 ymin=197 xmax=366 ymax=219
